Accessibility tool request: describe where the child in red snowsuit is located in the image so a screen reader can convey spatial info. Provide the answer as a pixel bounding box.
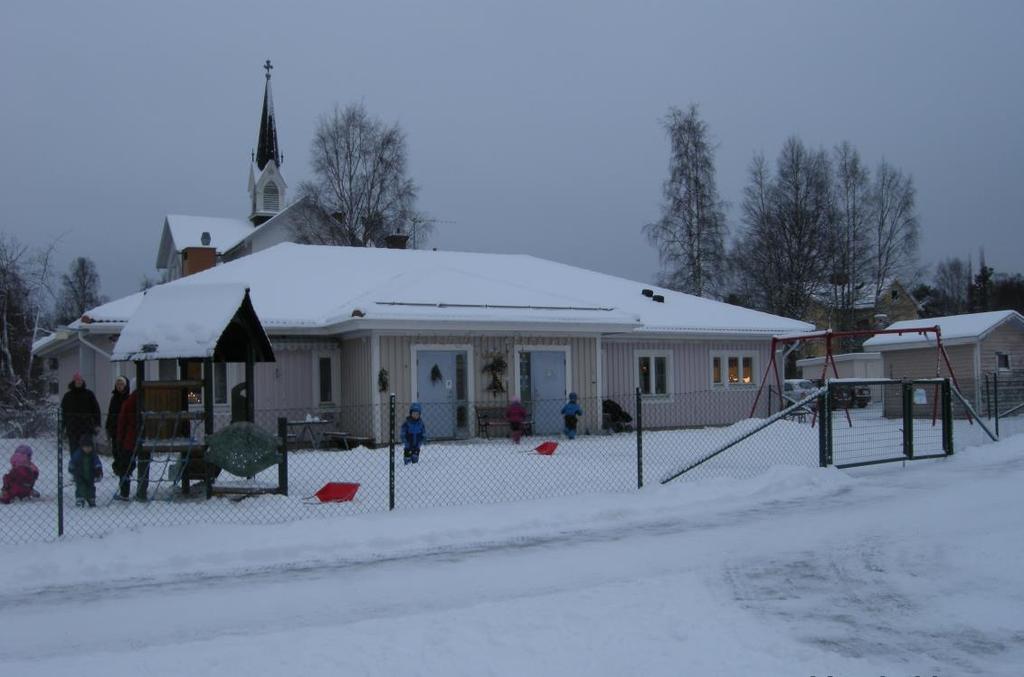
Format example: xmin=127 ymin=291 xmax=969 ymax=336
xmin=1 ymin=445 xmax=40 ymax=503
xmin=505 ymin=398 xmax=528 ymax=444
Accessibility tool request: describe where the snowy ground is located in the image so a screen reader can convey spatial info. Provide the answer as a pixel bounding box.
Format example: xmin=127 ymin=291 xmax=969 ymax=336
xmin=1 ymin=427 xmax=1024 ymax=675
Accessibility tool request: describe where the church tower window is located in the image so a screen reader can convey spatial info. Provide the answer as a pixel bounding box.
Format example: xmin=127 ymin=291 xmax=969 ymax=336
xmin=263 ymin=181 xmax=279 ymax=211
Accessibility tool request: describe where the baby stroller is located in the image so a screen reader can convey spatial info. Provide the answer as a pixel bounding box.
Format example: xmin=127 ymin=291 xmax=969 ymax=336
xmin=601 ymin=399 xmax=634 ymax=433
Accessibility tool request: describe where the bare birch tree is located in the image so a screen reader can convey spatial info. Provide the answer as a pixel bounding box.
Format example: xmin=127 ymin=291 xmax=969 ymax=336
xmin=293 ymin=103 xmax=427 ymax=247
xmin=0 ymin=233 xmax=57 ymax=429
xmin=932 ymin=256 xmax=970 ymax=315
xmin=827 ymin=142 xmax=873 ymax=331
xmin=869 ymin=161 xmax=920 ymax=300
xmin=644 ymin=105 xmax=727 ymax=297
xmin=55 ymin=256 xmax=104 ymax=326
xmin=731 ymin=138 xmax=835 ymax=320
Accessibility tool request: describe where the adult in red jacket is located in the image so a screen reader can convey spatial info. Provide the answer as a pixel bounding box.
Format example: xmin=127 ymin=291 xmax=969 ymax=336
xmin=114 ymin=389 xmax=140 ymax=500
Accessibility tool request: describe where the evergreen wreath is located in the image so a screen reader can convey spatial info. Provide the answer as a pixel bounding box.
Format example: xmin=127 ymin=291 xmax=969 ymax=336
xmin=430 ymin=364 xmax=443 ymax=383
xmin=482 ymin=354 xmax=508 ymax=394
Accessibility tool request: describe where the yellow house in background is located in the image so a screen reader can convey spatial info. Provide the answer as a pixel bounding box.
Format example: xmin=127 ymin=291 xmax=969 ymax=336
xmin=801 ymin=279 xmax=922 ymax=358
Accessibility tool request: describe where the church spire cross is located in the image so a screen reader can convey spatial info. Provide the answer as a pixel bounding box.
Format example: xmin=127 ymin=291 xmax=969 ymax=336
xmin=255 ymin=60 xmax=282 ymax=170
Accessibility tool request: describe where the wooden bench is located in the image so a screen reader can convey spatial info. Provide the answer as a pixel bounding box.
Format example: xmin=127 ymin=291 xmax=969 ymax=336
xmin=475 ymin=405 xmax=532 ymax=439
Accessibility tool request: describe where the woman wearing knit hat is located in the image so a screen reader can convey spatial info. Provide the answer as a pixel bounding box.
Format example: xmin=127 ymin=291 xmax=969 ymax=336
xmin=60 ymin=372 xmax=101 ymax=454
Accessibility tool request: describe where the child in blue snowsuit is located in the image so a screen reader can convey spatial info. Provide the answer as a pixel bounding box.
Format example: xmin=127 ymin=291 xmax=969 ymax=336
xmin=561 ymin=392 xmax=583 ymax=439
xmin=69 ymin=432 xmax=103 ymax=507
xmin=401 ymin=403 xmax=426 ymax=464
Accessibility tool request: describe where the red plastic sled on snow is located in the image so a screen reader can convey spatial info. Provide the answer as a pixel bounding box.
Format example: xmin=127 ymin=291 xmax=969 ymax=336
xmin=534 ymin=441 xmax=558 ymax=456
xmin=314 ymin=482 xmax=360 ymax=502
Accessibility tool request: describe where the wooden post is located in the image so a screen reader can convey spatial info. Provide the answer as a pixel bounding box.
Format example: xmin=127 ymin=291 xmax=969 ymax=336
xmin=245 ymin=346 xmax=255 ymax=424
xmin=203 ymin=358 xmax=215 ymax=499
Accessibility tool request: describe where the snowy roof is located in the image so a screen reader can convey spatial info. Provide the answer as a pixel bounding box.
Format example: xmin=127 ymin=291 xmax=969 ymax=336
xmin=808 ymin=278 xmax=922 ymax=314
xmin=111 ymin=283 xmax=272 ymax=361
xmin=156 ymin=215 xmax=255 ymax=268
xmin=80 ymin=243 xmax=813 ymax=337
xmin=863 ymin=311 xmax=1024 ymax=350
xmin=222 ymin=198 xmax=304 ymax=257
xmin=31 ymin=331 xmax=69 ymax=355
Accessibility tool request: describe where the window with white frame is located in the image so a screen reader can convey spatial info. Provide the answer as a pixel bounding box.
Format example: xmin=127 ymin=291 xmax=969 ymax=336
xmin=996 ymin=352 xmax=1011 ymax=371
xmin=636 ymin=351 xmax=672 ymax=396
xmin=711 ymin=352 xmax=756 ymax=386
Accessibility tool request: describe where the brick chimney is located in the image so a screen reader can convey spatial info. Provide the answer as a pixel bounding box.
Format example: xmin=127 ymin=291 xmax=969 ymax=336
xmin=181 ymin=246 xmax=217 ymax=276
xmin=384 ymin=233 xmax=409 ymax=250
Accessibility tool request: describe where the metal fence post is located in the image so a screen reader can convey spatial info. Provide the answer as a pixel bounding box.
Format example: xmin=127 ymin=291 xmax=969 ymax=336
xmin=902 ymin=380 xmax=914 ymax=460
xmin=389 ymin=394 xmax=396 ymax=510
xmin=635 ymin=387 xmax=643 ymax=489
xmin=993 ymin=371 xmax=1000 ymax=438
xmin=818 ymin=388 xmax=830 ymax=467
xmin=57 ymin=408 xmax=64 ymax=538
xmin=942 ymin=378 xmax=954 ymax=456
xmin=985 ymin=373 xmax=991 ymax=418
xmin=277 ymin=417 xmax=289 ymax=496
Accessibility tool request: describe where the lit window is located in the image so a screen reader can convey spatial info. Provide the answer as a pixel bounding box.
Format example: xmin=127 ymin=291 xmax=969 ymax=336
xmin=712 ymin=353 xmax=757 ymax=387
xmin=636 ymin=351 xmax=671 ymax=396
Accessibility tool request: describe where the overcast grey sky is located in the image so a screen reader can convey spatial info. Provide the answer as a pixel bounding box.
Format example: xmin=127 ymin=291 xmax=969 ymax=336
xmin=3 ymin=0 xmax=1022 ymax=300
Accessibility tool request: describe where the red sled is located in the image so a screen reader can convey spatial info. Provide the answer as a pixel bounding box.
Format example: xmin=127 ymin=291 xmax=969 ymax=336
xmin=535 ymin=441 xmax=558 ymax=455
xmin=314 ymin=482 xmax=360 ymax=502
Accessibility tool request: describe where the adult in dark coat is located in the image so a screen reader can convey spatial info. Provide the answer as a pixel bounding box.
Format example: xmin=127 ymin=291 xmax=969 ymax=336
xmin=60 ymin=372 xmax=101 ymax=453
xmin=115 ymin=389 xmax=141 ymax=500
xmin=105 ymin=376 xmax=131 ymax=445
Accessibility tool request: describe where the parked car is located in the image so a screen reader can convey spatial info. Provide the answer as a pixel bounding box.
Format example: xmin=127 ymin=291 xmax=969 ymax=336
xmin=783 ymin=379 xmax=818 ymax=405
xmin=831 ymin=382 xmax=872 ymax=408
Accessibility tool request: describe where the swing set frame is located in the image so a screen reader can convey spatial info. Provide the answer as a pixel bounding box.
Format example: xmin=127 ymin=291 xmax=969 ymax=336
xmin=749 ymin=326 xmax=972 ymax=426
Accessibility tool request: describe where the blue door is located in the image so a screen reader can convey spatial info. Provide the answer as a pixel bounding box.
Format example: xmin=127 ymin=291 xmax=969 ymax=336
xmin=527 ymin=351 xmax=567 ymax=435
xmin=416 ymin=350 xmax=459 ymax=439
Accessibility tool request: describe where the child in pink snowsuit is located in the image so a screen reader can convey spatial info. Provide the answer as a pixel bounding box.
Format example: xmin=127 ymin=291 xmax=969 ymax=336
xmin=1 ymin=445 xmax=40 ymax=503
xmin=506 ymin=398 xmax=528 ymax=444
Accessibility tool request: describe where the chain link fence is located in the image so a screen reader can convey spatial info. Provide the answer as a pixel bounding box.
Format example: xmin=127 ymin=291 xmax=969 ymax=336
xmin=3 ymin=377 xmax=1022 ymax=545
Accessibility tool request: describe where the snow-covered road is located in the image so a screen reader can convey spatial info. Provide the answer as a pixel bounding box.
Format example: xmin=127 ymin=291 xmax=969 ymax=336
xmin=3 ymin=438 xmax=1024 ymax=676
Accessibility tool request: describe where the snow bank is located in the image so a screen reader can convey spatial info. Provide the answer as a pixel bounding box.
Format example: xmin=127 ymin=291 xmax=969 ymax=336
xmin=0 ymin=464 xmax=853 ymax=597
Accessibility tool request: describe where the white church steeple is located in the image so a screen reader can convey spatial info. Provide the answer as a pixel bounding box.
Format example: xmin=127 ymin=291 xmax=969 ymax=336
xmin=248 ymin=60 xmax=286 ymax=226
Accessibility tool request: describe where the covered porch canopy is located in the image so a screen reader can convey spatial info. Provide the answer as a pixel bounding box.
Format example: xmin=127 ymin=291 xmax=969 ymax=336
xmin=111 ymin=283 xmax=275 ymax=428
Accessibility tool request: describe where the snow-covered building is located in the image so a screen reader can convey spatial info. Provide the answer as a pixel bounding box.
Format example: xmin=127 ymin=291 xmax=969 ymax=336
xmin=34 ymin=243 xmax=812 ymax=442
xmin=801 ymin=279 xmax=921 ymax=357
xmin=32 ymin=60 xmax=816 ymax=442
xmin=863 ymin=310 xmax=1024 ymax=410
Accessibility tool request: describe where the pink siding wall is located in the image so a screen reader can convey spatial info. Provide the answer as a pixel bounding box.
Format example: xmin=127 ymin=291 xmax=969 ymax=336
xmin=602 ymin=338 xmax=772 ymax=427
